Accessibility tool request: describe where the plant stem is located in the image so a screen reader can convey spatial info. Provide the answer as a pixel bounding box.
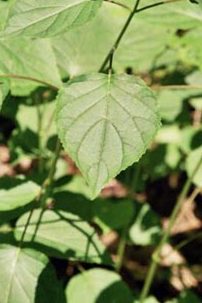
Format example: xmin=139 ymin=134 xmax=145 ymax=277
xmin=116 ymin=225 xmax=128 ymax=272
xmin=0 ymin=74 xmax=59 ymax=91
xmin=99 ymin=0 xmax=183 ymax=72
xmin=99 ymin=0 xmax=142 ymax=72
xmin=40 ymin=138 xmax=61 ymax=207
xmin=136 ymin=0 xmax=183 ymax=14
xmin=18 ymin=138 xmax=61 ymax=246
xmin=139 ymin=154 xmax=202 ymax=303
xmin=116 ymin=162 xmax=142 ymax=271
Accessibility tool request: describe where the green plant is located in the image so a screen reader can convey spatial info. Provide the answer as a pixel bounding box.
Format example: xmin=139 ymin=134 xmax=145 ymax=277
xmin=0 ymin=0 xmax=202 ymax=302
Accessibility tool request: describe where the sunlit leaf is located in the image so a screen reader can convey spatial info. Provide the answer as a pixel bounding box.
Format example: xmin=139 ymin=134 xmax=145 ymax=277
xmin=56 ymin=73 xmax=160 ymax=198
xmin=15 ymin=209 xmax=111 ymax=264
xmin=66 ymin=268 xmax=134 ymax=303
xmin=2 ymin=0 xmax=102 ymax=38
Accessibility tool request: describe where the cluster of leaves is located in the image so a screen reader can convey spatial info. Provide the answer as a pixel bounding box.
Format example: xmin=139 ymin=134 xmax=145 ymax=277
xmin=0 ymin=0 xmax=202 ymax=302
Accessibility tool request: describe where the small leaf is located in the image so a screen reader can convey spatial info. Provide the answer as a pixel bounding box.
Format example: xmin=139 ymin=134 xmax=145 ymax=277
xmin=2 ymin=0 xmax=102 ymax=38
xmin=0 ymin=244 xmax=64 ymax=303
xmin=129 ymin=202 xmax=162 ymax=246
xmin=0 ymin=180 xmax=40 ymax=212
xmin=15 ymin=209 xmax=111 ymax=264
xmin=56 ymin=73 xmax=160 ymax=198
xmin=66 ymin=268 xmax=134 ymax=303
xmin=185 ymin=146 xmax=202 ymax=187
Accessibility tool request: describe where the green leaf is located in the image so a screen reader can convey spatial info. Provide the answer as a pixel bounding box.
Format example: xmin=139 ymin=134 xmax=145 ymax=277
xmin=185 ymin=146 xmax=202 ymax=187
xmin=0 ymin=1 xmax=11 ymax=31
xmin=0 ymin=180 xmax=40 ymax=212
xmin=0 ymin=78 xmax=9 ymax=110
xmin=166 ymin=290 xmax=202 ymax=303
xmin=129 ymin=202 xmax=162 ymax=246
xmin=15 ymin=209 xmax=111 ymax=264
xmin=93 ymin=199 xmax=134 ymax=233
xmin=2 ymin=0 xmax=102 ymax=38
xmin=56 ymin=73 xmax=160 ymax=198
xmin=66 ymin=268 xmax=134 ymax=303
xmin=0 ymin=244 xmax=64 ymax=303
xmin=135 ymin=297 xmax=159 ymax=303
xmin=0 ymin=37 xmax=61 ymax=95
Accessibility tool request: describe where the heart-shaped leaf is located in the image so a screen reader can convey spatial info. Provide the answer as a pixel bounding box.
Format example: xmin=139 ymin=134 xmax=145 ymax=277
xmin=56 ymin=73 xmax=161 ymax=198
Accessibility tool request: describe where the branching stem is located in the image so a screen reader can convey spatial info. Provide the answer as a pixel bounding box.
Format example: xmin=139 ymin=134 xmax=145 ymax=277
xmin=99 ymin=0 xmax=142 ymax=72
xmin=100 ymin=0 xmax=183 ymax=72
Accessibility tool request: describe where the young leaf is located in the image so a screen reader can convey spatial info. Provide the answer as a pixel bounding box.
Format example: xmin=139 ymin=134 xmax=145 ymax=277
xmin=2 ymin=0 xmax=103 ymax=38
xmin=0 ymin=244 xmax=63 ymax=303
xmin=129 ymin=202 xmax=162 ymax=246
xmin=15 ymin=209 xmax=111 ymax=264
xmin=56 ymin=73 xmax=161 ymax=198
xmin=0 ymin=181 xmax=40 ymax=212
xmin=66 ymin=268 xmax=134 ymax=303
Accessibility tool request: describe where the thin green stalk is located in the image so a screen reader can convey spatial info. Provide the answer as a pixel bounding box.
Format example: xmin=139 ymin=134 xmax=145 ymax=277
xmin=140 ymin=154 xmax=202 ymax=303
xmin=99 ymin=0 xmax=142 ymax=72
xmin=116 ymin=162 xmax=142 ymax=271
xmin=40 ymin=138 xmax=61 ymax=207
xmin=99 ymin=0 xmax=183 ymax=72
xmin=18 ymin=138 xmax=61 ymax=246
xmin=136 ymin=0 xmax=183 ymax=14
xmin=0 ymin=74 xmax=59 ymax=91
xmin=116 ymin=225 xmax=128 ymax=272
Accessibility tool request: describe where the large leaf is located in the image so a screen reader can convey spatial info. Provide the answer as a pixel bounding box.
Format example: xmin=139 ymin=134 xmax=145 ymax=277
xmin=0 ymin=180 xmax=40 ymax=212
xmin=66 ymin=268 xmax=134 ymax=303
xmin=2 ymin=0 xmax=102 ymax=38
xmin=15 ymin=209 xmax=110 ymax=264
xmin=0 ymin=244 xmax=64 ymax=303
xmin=56 ymin=73 xmax=160 ymax=198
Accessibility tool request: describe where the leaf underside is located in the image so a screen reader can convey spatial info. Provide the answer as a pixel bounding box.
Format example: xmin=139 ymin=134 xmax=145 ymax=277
xmin=56 ymin=73 xmax=161 ymax=198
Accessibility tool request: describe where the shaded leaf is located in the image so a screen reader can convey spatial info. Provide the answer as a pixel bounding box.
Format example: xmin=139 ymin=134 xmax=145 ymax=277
xmin=56 ymin=73 xmax=160 ymax=198
xmin=93 ymin=199 xmax=134 ymax=233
